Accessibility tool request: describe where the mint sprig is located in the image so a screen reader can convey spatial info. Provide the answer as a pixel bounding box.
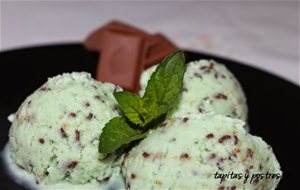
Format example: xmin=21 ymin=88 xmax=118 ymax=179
xmin=98 ymin=117 xmax=146 ymax=154
xmin=143 ymin=50 xmax=186 ymax=117
xmin=113 ymin=91 xmax=146 ymax=126
xmin=99 ymin=50 xmax=186 ymax=154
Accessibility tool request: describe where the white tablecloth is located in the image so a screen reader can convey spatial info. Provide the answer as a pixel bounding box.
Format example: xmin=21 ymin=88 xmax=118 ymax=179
xmin=1 ymin=1 xmax=299 ymax=86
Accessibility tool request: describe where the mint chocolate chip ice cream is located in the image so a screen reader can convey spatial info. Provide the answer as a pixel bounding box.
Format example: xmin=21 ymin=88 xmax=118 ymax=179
xmin=122 ymin=113 xmax=282 ymax=189
xmin=8 ymin=72 xmax=122 ymax=185
xmin=140 ymin=60 xmax=248 ymax=121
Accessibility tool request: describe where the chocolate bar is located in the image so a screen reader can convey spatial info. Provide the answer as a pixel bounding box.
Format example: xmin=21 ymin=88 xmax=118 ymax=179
xmin=85 ymin=21 xmax=148 ymax=52
xmin=145 ymin=34 xmax=177 ymax=67
xmin=97 ymin=30 xmax=146 ymax=92
xmin=84 ymin=21 xmax=177 ymax=93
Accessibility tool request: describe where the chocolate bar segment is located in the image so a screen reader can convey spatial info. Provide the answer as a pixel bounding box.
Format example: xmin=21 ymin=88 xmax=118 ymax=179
xmin=97 ymin=30 xmax=146 ymax=92
xmin=85 ymin=21 xmax=177 ymax=68
xmin=85 ymin=21 xmax=148 ymax=51
xmin=84 ymin=21 xmax=178 ymax=93
xmin=145 ymin=34 xmax=177 ymax=68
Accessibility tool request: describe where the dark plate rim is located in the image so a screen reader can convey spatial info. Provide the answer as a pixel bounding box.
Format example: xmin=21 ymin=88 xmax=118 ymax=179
xmin=1 ymin=42 xmax=299 ymax=89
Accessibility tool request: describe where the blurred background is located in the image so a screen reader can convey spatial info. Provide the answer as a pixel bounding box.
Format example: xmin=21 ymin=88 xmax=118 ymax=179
xmin=1 ymin=1 xmax=299 ymax=85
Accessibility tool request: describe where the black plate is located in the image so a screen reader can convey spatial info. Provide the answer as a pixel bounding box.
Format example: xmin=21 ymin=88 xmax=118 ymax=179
xmin=0 ymin=44 xmax=299 ymax=190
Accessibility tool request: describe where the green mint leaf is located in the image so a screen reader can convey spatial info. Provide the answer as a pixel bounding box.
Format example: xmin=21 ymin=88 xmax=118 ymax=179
xmin=98 ymin=50 xmax=186 ymax=154
xmin=143 ymin=50 xmax=186 ymax=116
xmin=114 ymin=91 xmax=145 ymax=126
xmin=99 ymin=117 xmax=146 ymax=154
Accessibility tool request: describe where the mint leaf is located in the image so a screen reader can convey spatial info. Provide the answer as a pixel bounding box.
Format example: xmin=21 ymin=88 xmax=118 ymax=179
xmin=98 ymin=50 xmax=186 ymax=154
xmin=114 ymin=91 xmax=145 ymax=126
xmin=143 ymin=50 xmax=186 ymax=116
xmin=114 ymin=91 xmax=158 ymax=127
xmin=99 ymin=117 xmax=146 ymax=154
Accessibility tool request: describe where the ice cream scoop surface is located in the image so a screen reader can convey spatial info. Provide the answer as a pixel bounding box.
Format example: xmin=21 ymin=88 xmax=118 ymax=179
xmin=140 ymin=60 xmax=248 ymax=121
xmin=9 ymin=72 xmax=122 ymax=185
xmin=122 ymin=113 xmax=282 ymax=189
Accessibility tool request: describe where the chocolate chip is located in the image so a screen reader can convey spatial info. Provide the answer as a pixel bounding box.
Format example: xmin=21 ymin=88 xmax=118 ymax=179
xmin=206 ymin=133 xmax=214 ymax=139
xmin=69 ymin=112 xmax=77 ymax=118
xmin=17 ymin=164 xmax=25 ymax=170
xmin=180 ymin=153 xmax=190 ymax=159
xmin=131 ymin=173 xmax=136 ymax=179
xmin=85 ymin=102 xmax=90 ymax=107
xmin=160 ymin=121 xmax=168 ymax=128
xmin=246 ymin=148 xmax=254 ymax=158
xmin=67 ymin=161 xmax=78 ymax=169
xmin=214 ymin=73 xmax=218 ymax=79
xmin=210 ymin=153 xmax=216 ymax=159
xmin=193 ymin=73 xmax=202 ymax=78
xmin=233 ymin=135 xmax=239 ymax=145
xmin=126 ymin=182 xmax=131 ymax=188
xmin=75 ymin=130 xmax=80 ymax=141
xmin=39 ymin=138 xmax=45 ymax=144
xmin=218 ymin=135 xmax=231 ymax=143
xmin=60 ymin=128 xmax=67 ymax=138
xmin=201 ymin=63 xmax=214 ymax=74
xmin=249 ymin=165 xmax=254 ymax=170
xmin=215 ymin=93 xmax=228 ymax=100
xmin=170 ymin=138 xmax=176 ymax=142
xmin=95 ymin=95 xmax=105 ymax=103
xmin=44 ymin=171 xmax=49 ymax=176
xmin=182 ymin=117 xmax=189 ymax=123
xmin=97 ymin=176 xmax=110 ymax=184
xmin=86 ymin=113 xmax=94 ymax=120
xmin=142 ymin=152 xmax=150 ymax=158
xmin=40 ymin=87 xmax=51 ymax=91
xmin=259 ymin=164 xmax=263 ymax=170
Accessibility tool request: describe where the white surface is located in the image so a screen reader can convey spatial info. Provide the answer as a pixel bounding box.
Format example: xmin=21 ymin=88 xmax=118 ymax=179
xmin=1 ymin=1 xmax=299 ymax=85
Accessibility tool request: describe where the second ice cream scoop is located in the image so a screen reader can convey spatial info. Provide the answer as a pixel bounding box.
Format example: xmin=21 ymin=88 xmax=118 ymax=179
xmin=122 ymin=113 xmax=282 ymax=189
xmin=140 ymin=59 xmax=248 ymax=121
